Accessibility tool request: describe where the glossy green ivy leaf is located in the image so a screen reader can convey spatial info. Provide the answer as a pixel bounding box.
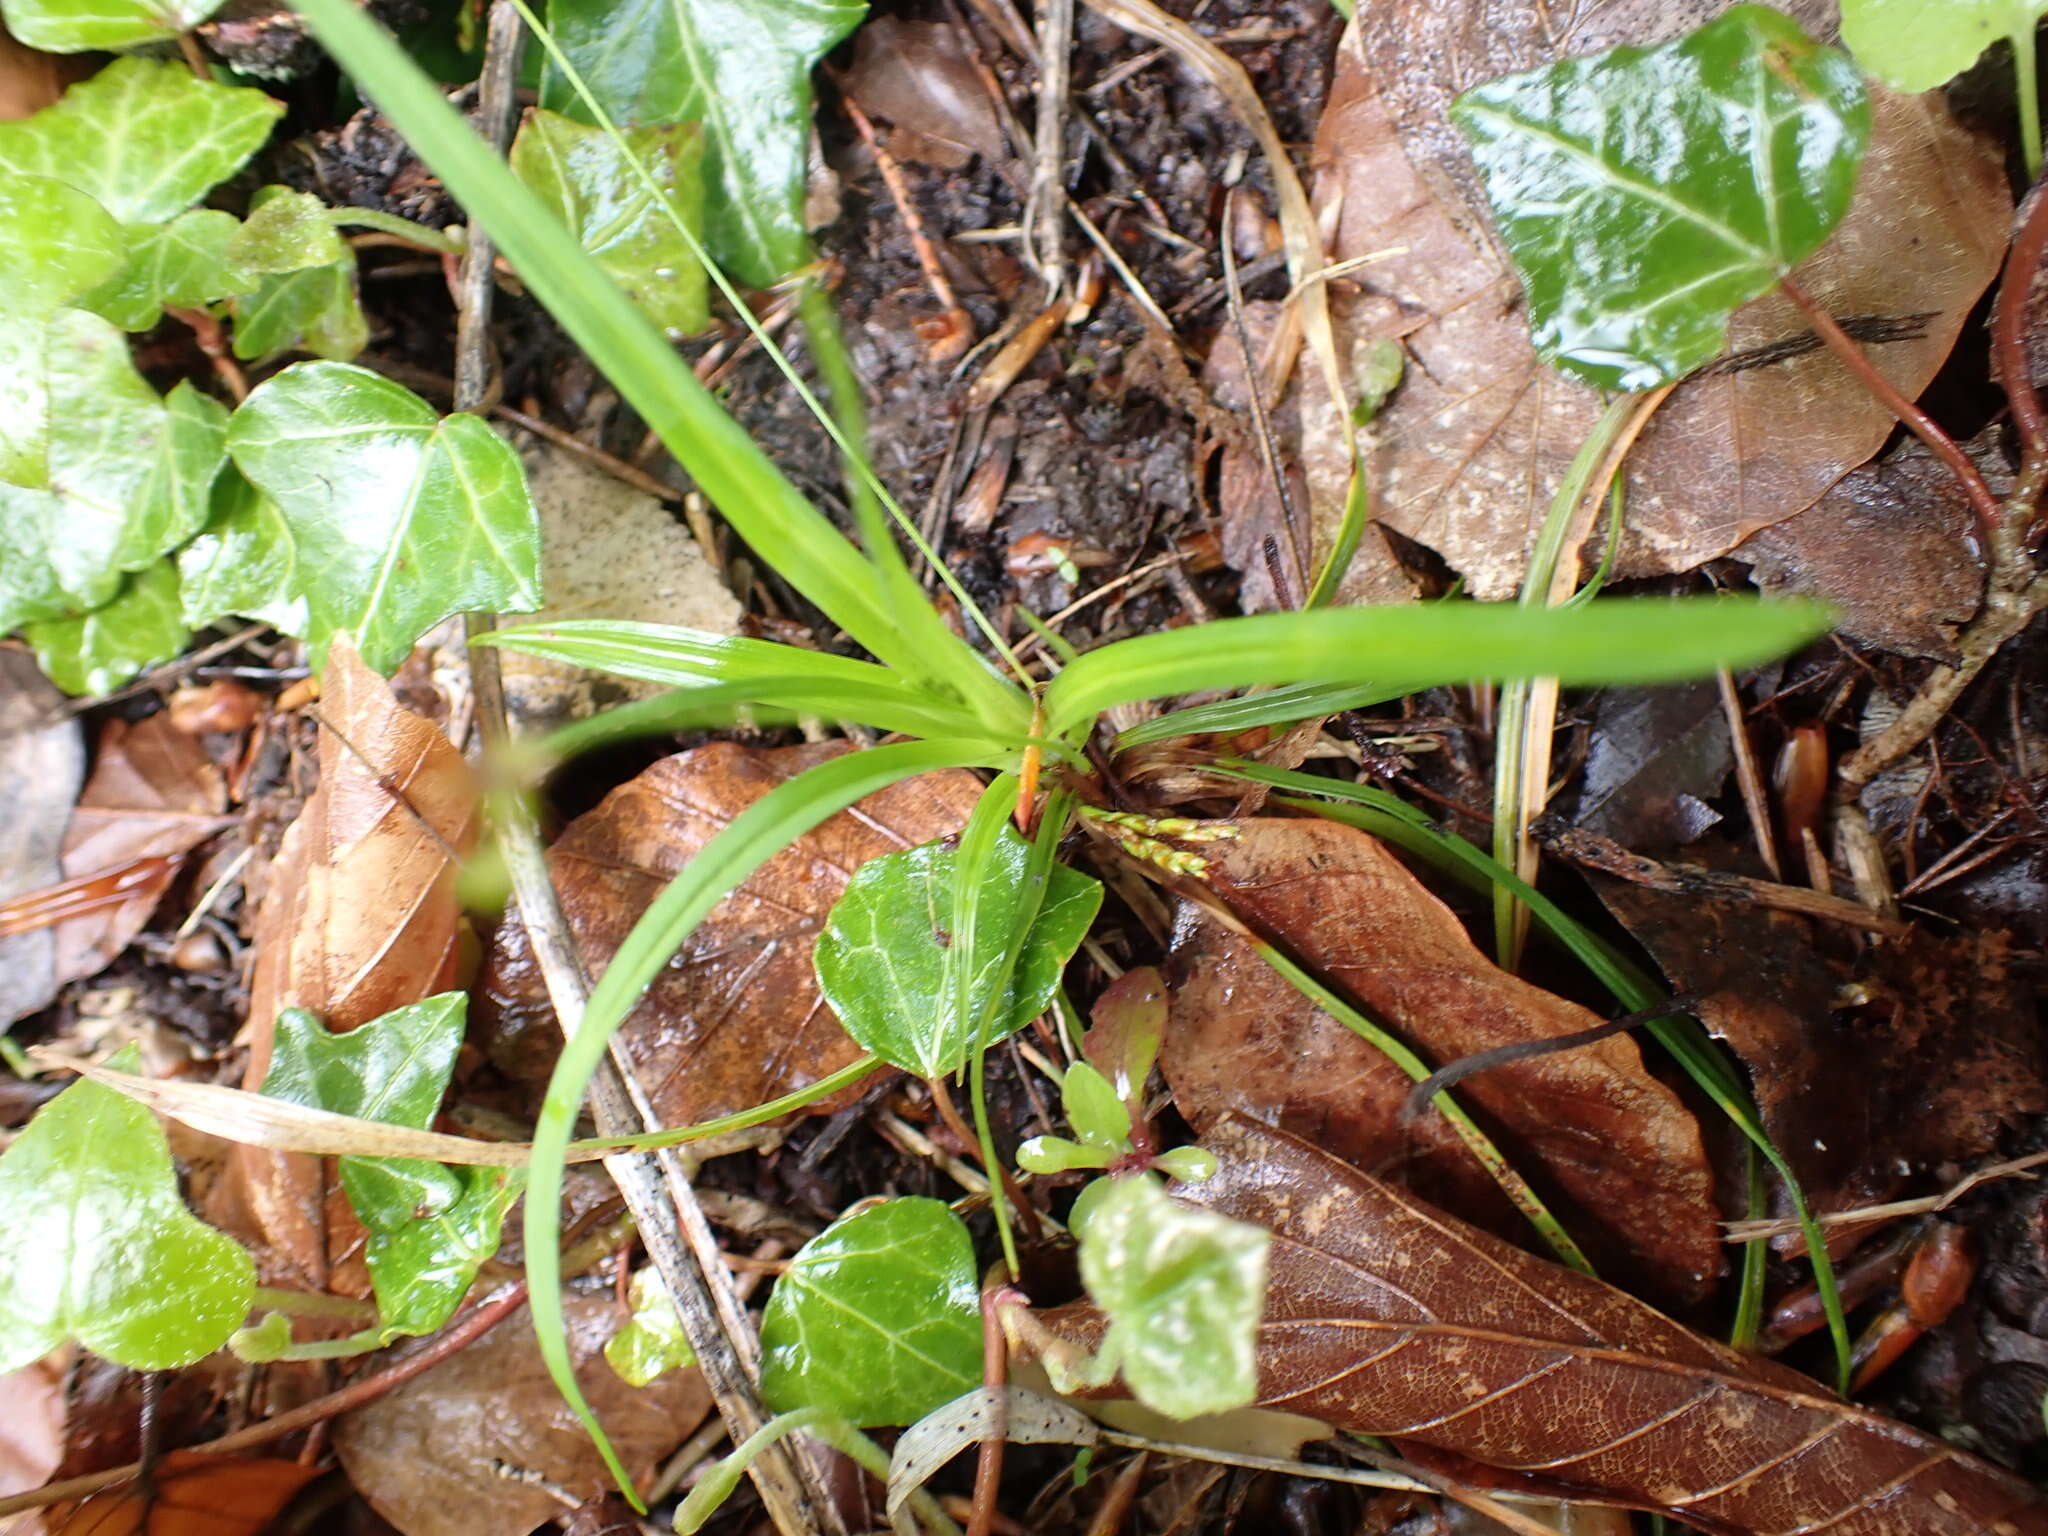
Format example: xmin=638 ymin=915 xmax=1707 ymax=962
xmin=1449 ymin=5 xmax=1869 ymax=391
xmin=225 ymin=362 xmax=542 ymax=672
xmin=176 ymin=469 xmax=306 ymax=634
xmin=760 ymin=1197 xmax=981 ymax=1427
xmin=605 ymin=1266 xmax=697 ymax=1386
xmin=229 ymin=186 xmax=348 ymax=274
xmin=1053 ymin=1173 xmax=1267 ymax=1420
xmin=540 ymin=0 xmax=864 ymax=286
xmin=0 ymin=1045 xmax=255 ymax=1372
xmin=0 ymin=310 xmax=228 ymax=626
xmin=81 ymin=209 xmax=250 ymax=332
xmin=0 ymin=58 xmax=282 ymax=225
xmin=259 ymin=995 xmax=510 ymax=1339
xmin=0 ymin=177 xmax=124 ymax=315
xmin=510 ymin=109 xmax=707 ymax=337
xmin=1841 ymin=0 xmax=2043 ymax=91
xmin=814 ymin=827 xmax=1102 ymax=1079
xmin=4 ymin=0 xmax=228 ymax=52
xmin=0 ymin=486 xmax=72 ymax=630
xmin=26 ymin=557 xmax=189 ymax=694
xmin=229 ymin=250 xmax=368 ymax=362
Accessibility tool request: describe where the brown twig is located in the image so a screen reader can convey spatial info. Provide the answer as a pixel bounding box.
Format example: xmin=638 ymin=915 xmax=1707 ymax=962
xmin=837 ymin=89 xmax=973 ymax=361
xmin=0 ymin=1283 xmax=529 ymax=1518
xmin=1222 ymin=187 xmax=1304 ymax=604
xmin=1531 ymin=816 xmax=1911 ymax=938
xmin=1778 ymin=275 xmax=2002 ymax=543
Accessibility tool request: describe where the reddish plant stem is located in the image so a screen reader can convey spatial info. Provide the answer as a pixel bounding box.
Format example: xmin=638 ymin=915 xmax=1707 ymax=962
xmin=1777 ymin=275 xmax=2003 ymax=543
xmin=968 ymin=1287 xmax=1024 ymax=1536
xmin=0 ymin=1282 xmax=529 ymax=1519
xmin=1992 ymin=179 xmax=2048 ymax=473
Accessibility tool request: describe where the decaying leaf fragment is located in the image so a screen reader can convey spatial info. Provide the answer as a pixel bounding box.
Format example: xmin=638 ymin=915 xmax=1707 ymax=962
xmin=1031 ymin=1118 xmax=2048 ymax=1536
xmin=1162 ymin=815 xmax=1721 ymax=1304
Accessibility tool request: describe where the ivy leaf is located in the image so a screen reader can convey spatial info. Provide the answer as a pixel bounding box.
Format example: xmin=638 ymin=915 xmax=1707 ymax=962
xmin=0 ymin=1044 xmax=255 ymax=1373
xmin=1449 ymin=5 xmax=1870 ymax=391
xmin=80 ymin=209 xmax=250 ymax=332
xmin=259 ymin=995 xmax=514 ymax=1339
xmin=0 ymin=58 xmax=282 ymax=225
xmin=1841 ymin=0 xmax=2044 ymax=92
xmin=509 ymin=109 xmax=707 ymax=337
xmin=0 ymin=310 xmax=229 ymax=623
xmin=224 ymin=362 xmax=542 ymax=673
xmin=605 ymin=1266 xmax=697 ymax=1387
xmin=177 ymin=469 xmax=306 ymax=634
xmin=229 ymin=251 xmax=368 ymax=362
xmin=0 ymin=176 xmax=125 ymax=315
xmin=1052 ymin=1173 xmax=1268 ymax=1420
xmin=25 ymin=557 xmax=189 ymax=694
xmin=814 ymin=826 xmax=1102 ymax=1079
xmin=3 ymin=0 xmax=228 ymax=53
xmin=760 ymin=1197 xmax=981 ymax=1427
xmin=228 ymin=186 xmax=349 ymax=274
xmin=540 ymin=0 xmax=865 ymax=285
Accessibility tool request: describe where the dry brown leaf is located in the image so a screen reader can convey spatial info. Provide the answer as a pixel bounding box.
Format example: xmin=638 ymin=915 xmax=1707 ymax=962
xmin=51 ymin=713 xmax=230 ymax=990
xmin=0 ymin=1356 xmax=64 ymax=1536
xmin=333 ymin=1294 xmax=710 ymax=1536
xmin=1310 ymin=2 xmax=2008 ymax=599
xmin=49 ymin=1457 xmax=323 ymax=1536
xmin=1161 ymin=816 xmax=1720 ymax=1305
xmin=1733 ymin=434 xmax=2001 ymax=661
xmin=480 ymin=739 xmax=983 ymax=1127
xmin=1035 ymin=1117 xmax=2048 ymax=1536
xmin=843 ymin=15 xmax=1008 ymax=169
xmin=1590 ymin=879 xmax=2048 ymax=1229
xmin=0 ymin=651 xmax=82 ymax=1029
xmin=209 ymin=639 xmax=478 ymax=1291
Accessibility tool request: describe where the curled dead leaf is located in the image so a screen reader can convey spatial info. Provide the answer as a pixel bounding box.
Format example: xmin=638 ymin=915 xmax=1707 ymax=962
xmin=1162 ymin=815 xmax=1721 ymax=1304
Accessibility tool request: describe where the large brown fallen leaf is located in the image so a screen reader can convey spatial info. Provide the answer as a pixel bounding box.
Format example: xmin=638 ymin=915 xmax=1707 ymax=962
xmin=1590 ymin=878 xmax=2047 ymax=1230
xmin=1161 ymin=816 xmax=1721 ymax=1306
xmin=333 ymin=1294 xmax=709 ymax=1536
xmin=1035 ymin=1117 xmax=2048 ymax=1536
xmin=208 ymin=639 xmax=478 ymax=1292
xmin=0 ymin=649 xmax=82 ymax=1028
xmin=480 ymin=740 xmax=983 ymax=1126
xmin=51 ymin=713 xmax=231 ymax=991
xmin=1310 ymin=2 xmax=2008 ymax=599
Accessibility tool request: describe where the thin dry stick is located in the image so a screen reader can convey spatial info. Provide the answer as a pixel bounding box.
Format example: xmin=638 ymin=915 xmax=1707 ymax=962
xmin=1028 ymin=0 xmax=1074 ymax=291
xmin=0 ymin=1284 xmax=530 ymax=1519
xmin=1222 ymin=186 xmax=1305 ymax=600
xmin=1726 ymin=1148 xmax=2048 ymax=1243
xmin=837 ymin=89 xmax=973 ymax=360
xmin=1718 ymin=667 xmax=1782 ymax=880
xmin=454 ymin=10 xmax=834 ymax=1534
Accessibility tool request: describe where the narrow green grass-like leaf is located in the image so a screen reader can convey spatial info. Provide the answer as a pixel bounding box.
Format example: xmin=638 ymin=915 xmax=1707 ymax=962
xmin=520 ymin=739 xmax=1011 ymax=1493
xmin=285 ymin=0 xmax=1023 ymax=728
xmin=1451 ymin=6 xmax=1868 ymax=391
xmin=1114 ymin=682 xmax=1402 ymax=750
xmin=1047 ymin=598 xmax=1833 ymax=740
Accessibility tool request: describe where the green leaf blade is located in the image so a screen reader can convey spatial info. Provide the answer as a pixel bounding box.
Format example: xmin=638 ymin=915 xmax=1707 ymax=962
xmin=760 ymin=1197 xmax=981 ymax=1426
xmin=1450 ymin=5 xmax=1870 ymax=390
xmin=26 ymin=557 xmax=189 ymax=694
xmin=815 ymin=825 xmax=1102 ymax=1078
xmin=1841 ymin=0 xmax=2041 ymax=92
xmin=0 ymin=176 xmax=125 ymax=314
xmin=1046 ymin=597 xmax=1834 ymax=739
xmin=225 ymin=362 xmax=542 ymax=671
xmin=0 ymin=1046 xmax=254 ymax=1372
